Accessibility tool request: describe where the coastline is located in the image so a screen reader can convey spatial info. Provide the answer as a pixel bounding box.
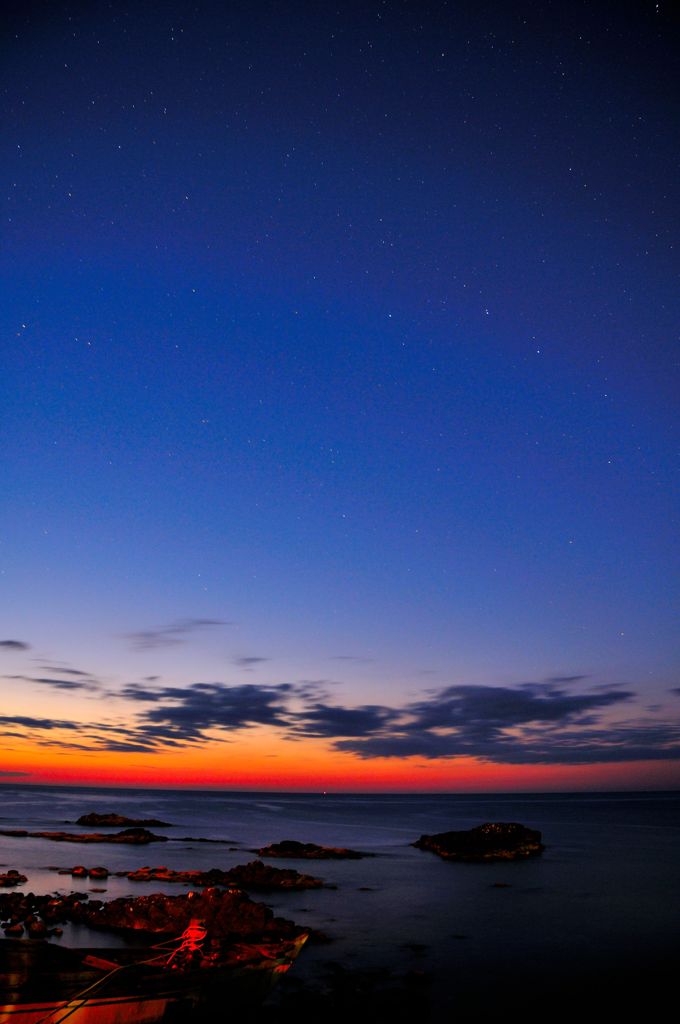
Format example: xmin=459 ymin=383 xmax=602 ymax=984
xmin=1 ymin=787 xmax=678 ymax=1021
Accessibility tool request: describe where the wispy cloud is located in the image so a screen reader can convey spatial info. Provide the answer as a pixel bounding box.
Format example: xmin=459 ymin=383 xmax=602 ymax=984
xmin=4 ymin=674 xmax=678 ymax=766
xmin=330 ymin=655 xmax=373 ymax=663
xmin=38 ymin=666 xmax=93 ymax=677
xmin=125 ymin=618 xmax=230 ymax=650
xmin=232 ymin=656 xmax=270 ymax=668
xmin=6 ymin=675 xmax=101 ymax=693
xmin=0 ymin=715 xmax=81 ymax=731
xmin=120 ymin=681 xmax=295 ymax=744
xmin=0 ymin=640 xmax=30 ymax=652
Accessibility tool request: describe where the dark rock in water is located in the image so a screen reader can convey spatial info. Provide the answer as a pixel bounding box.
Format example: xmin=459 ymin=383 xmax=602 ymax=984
xmin=88 ymin=867 xmax=110 ymax=879
xmin=223 ymin=860 xmax=323 ymax=890
xmin=70 ymin=886 xmax=305 ymax=941
xmin=0 ymin=870 xmax=27 ymax=887
xmin=413 ymin=822 xmax=544 ymax=861
xmin=76 ymin=813 xmax=171 ymax=827
xmin=70 ymin=866 xmax=88 ymax=877
xmin=125 ymin=860 xmax=323 ymax=891
xmin=26 ymin=917 xmax=47 ymax=938
xmin=174 ymin=836 xmax=236 ymax=844
xmin=3 ymin=922 xmax=23 ymax=936
xmin=257 ymin=839 xmax=370 ymax=860
xmin=26 ymin=828 xmax=167 ymax=845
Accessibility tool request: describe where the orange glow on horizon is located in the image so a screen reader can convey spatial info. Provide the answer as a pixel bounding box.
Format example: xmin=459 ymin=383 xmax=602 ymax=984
xmin=2 ymin=734 xmax=678 ymax=792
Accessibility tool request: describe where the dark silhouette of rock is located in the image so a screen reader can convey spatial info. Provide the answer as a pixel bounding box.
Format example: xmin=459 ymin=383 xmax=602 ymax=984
xmin=26 ymin=917 xmax=47 ymax=938
xmin=257 ymin=840 xmax=370 ymax=859
xmin=0 ymin=871 xmax=27 ymax=887
xmin=76 ymin=813 xmax=171 ymax=827
xmin=70 ymin=886 xmax=305 ymax=941
xmin=124 ymin=860 xmax=322 ymax=890
xmin=223 ymin=860 xmax=324 ymax=890
xmin=88 ymin=867 xmax=110 ymax=879
xmin=15 ymin=827 xmax=168 ymax=844
xmin=413 ymin=822 xmax=544 ymax=861
xmin=174 ymin=836 xmax=236 ymax=844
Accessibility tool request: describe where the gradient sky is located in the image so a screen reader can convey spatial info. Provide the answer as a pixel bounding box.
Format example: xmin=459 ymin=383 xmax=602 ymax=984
xmin=1 ymin=0 xmax=679 ymax=790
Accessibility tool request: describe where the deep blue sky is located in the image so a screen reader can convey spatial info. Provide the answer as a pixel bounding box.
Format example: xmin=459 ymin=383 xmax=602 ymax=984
xmin=1 ymin=1 xmax=678 ymax=786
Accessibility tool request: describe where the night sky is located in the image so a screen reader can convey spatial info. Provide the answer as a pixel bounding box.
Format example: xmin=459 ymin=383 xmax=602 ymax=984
xmin=2 ymin=1 xmax=679 ymax=790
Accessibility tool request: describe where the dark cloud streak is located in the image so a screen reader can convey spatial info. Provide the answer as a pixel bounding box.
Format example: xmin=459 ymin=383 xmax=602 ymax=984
xmin=125 ymin=618 xmax=230 ymax=650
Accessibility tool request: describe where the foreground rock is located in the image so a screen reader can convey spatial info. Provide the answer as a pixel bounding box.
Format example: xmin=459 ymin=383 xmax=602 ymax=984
xmin=0 ymin=887 xmax=305 ymax=943
xmin=126 ymin=860 xmax=323 ymax=890
xmin=76 ymin=812 xmax=171 ymax=827
xmin=1 ymin=890 xmax=90 ymax=933
xmin=257 ymin=840 xmax=370 ymax=860
xmin=0 ymin=871 xmax=27 ymax=888
xmin=70 ymin=886 xmax=304 ymax=941
xmin=413 ymin=822 xmax=544 ymax=861
xmin=0 ymin=827 xmax=167 ymax=845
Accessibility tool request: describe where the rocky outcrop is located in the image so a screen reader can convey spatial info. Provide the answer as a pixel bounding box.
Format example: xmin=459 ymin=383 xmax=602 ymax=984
xmin=257 ymin=840 xmax=370 ymax=859
xmin=413 ymin=822 xmax=544 ymax=861
xmin=58 ymin=865 xmax=109 ymax=878
xmin=0 ymin=871 xmax=27 ymax=888
xmin=125 ymin=860 xmax=323 ymax=890
xmin=1 ymin=827 xmax=168 ymax=844
xmin=0 ymin=890 xmax=90 ymax=935
xmin=0 ymin=887 xmax=305 ymax=943
xmin=75 ymin=813 xmax=171 ymax=827
xmin=69 ymin=887 xmax=304 ymax=941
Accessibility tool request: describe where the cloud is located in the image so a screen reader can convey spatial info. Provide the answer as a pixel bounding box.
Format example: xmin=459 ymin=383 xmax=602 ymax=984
xmin=544 ymin=675 xmax=590 ymax=684
xmin=0 ymin=640 xmax=30 ymax=652
xmin=125 ymin=618 xmax=230 ymax=650
xmin=120 ymin=681 xmax=295 ymax=744
xmin=6 ymin=673 xmax=677 ymax=767
xmin=0 ymin=770 xmax=29 ymax=777
xmin=330 ymin=683 xmax=679 ymax=763
xmin=290 ymin=702 xmax=399 ymax=738
xmin=329 ymin=655 xmax=373 ymax=663
xmin=5 ymin=675 xmax=100 ymax=693
xmin=232 ymin=656 xmax=270 ymax=668
xmin=0 ymin=715 xmax=80 ymax=730
xmin=38 ymin=666 xmax=92 ymax=677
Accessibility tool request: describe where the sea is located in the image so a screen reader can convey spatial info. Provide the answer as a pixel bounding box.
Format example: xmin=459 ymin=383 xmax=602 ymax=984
xmin=1 ymin=785 xmax=678 ymax=1020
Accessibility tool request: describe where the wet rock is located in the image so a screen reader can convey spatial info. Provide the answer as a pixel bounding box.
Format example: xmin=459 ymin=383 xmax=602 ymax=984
xmin=0 ymin=870 xmax=27 ymax=887
xmin=70 ymin=886 xmax=305 ymax=941
xmin=71 ymin=866 xmax=88 ymax=877
xmin=219 ymin=860 xmax=324 ymax=891
xmin=175 ymin=836 xmax=236 ymax=844
xmin=257 ymin=840 xmax=370 ymax=860
xmin=3 ymin=922 xmax=23 ymax=936
xmin=26 ymin=827 xmax=168 ymax=844
xmin=88 ymin=867 xmax=109 ymax=879
xmin=413 ymin=822 xmax=544 ymax=861
xmin=26 ymin=917 xmax=47 ymax=938
xmin=0 ymin=890 xmax=93 ymax=931
xmin=125 ymin=860 xmax=323 ymax=891
xmin=76 ymin=813 xmax=171 ymax=827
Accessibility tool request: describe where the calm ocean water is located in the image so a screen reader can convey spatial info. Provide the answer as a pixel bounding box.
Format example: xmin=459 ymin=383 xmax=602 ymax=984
xmin=1 ymin=785 xmax=678 ymax=1016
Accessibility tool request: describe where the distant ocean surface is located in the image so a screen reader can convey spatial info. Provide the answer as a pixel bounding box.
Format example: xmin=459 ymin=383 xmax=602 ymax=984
xmin=1 ymin=785 xmax=678 ymax=1017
